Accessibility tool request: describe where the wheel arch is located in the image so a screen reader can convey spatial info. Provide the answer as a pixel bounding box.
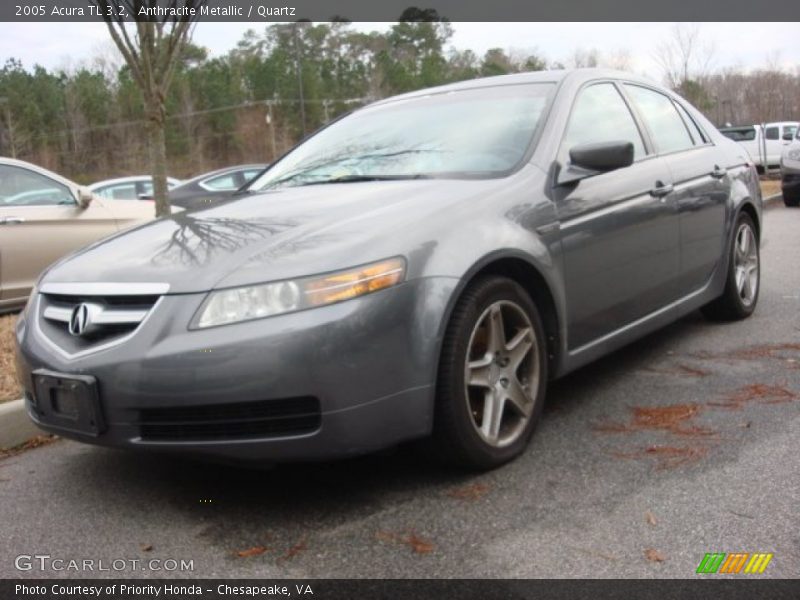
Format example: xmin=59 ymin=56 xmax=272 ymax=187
xmin=738 ymin=201 xmax=760 ymax=241
xmin=434 ymin=251 xmax=564 ymax=384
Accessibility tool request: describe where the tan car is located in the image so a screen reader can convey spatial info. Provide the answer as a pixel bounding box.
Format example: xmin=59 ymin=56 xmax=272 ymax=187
xmin=0 ymin=158 xmax=157 ymax=312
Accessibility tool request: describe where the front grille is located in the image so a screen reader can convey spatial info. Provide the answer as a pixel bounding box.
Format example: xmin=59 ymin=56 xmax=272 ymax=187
xmin=138 ymin=397 xmax=322 ymax=441
xmin=37 ymin=291 xmax=160 ymax=355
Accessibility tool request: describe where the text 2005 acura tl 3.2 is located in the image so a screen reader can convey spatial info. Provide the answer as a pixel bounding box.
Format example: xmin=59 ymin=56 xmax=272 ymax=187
xmin=15 ymin=69 xmax=761 ymax=469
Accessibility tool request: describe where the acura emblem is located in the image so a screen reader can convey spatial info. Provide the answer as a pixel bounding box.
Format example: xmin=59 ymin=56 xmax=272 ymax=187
xmin=68 ymin=303 xmax=91 ymax=337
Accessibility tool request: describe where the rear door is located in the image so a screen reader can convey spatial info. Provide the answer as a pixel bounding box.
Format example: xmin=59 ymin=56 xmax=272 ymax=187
xmin=554 ymin=81 xmax=680 ymax=350
xmin=0 ymin=163 xmax=116 ymax=303
xmin=622 ymin=84 xmax=729 ymax=295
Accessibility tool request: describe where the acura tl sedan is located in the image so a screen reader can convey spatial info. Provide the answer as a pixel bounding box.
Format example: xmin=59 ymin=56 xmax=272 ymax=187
xmin=14 ymin=70 xmax=762 ymax=469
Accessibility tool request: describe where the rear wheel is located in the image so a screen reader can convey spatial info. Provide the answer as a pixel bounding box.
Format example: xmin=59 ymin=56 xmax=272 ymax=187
xmin=701 ymin=212 xmax=760 ymax=321
xmin=784 ymin=192 xmax=800 ymax=207
xmin=433 ymin=276 xmax=548 ymax=470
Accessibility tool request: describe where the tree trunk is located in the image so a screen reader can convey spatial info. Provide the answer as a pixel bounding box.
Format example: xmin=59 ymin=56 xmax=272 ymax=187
xmin=146 ymin=104 xmax=171 ymax=218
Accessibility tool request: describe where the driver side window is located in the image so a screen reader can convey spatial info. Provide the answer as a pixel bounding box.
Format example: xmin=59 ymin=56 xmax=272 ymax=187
xmin=0 ymin=165 xmax=76 ymax=207
xmin=563 ymin=83 xmax=646 ymax=161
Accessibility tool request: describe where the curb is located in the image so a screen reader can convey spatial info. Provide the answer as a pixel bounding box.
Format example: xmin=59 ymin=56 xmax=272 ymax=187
xmin=763 ymin=192 xmax=782 ymax=207
xmin=0 ymin=398 xmax=43 ymax=450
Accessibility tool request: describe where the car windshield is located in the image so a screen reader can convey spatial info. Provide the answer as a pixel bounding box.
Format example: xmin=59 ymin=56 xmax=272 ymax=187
xmin=249 ymin=83 xmax=554 ymax=191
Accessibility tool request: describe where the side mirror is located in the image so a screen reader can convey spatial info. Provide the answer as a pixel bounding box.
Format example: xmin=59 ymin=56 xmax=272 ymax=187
xmin=77 ymin=186 xmax=94 ymax=209
xmin=783 ymin=132 xmax=795 ymax=141
xmin=557 ymin=141 xmax=635 ymax=185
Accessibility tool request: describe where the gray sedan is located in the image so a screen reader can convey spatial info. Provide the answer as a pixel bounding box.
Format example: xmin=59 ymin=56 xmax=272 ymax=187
xmin=14 ymin=69 xmax=762 ymax=469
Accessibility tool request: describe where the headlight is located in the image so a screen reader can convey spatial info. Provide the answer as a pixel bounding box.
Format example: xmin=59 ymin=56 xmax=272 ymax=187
xmin=193 ymin=257 xmax=406 ymax=328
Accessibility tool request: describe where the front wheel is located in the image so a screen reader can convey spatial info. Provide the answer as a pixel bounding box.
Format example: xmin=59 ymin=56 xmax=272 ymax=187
xmin=433 ymin=276 xmax=548 ymax=470
xmin=702 ymin=212 xmax=760 ymax=321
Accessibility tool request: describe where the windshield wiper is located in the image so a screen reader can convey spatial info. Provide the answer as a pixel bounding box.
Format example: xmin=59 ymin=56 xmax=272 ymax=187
xmin=296 ymin=174 xmax=431 ymax=186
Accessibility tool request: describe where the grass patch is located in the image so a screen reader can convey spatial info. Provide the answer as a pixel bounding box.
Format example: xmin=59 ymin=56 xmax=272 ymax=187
xmin=0 ymin=314 xmax=22 ymax=404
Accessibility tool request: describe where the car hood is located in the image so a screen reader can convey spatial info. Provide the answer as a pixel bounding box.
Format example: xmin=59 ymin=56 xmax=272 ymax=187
xmin=41 ymin=178 xmax=500 ymax=294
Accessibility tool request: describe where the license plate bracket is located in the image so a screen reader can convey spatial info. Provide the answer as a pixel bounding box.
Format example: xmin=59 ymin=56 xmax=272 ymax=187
xmin=31 ymin=369 xmax=105 ymax=436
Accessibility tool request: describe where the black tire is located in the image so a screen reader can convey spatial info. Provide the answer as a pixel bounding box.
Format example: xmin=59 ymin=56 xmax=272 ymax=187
xmin=701 ymin=212 xmax=760 ymax=321
xmin=432 ymin=276 xmax=548 ymax=470
xmin=784 ymin=193 xmax=800 ymax=207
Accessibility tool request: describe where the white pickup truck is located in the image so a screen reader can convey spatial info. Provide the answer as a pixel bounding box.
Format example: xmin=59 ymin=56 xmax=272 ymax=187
xmin=719 ymin=121 xmax=798 ymax=172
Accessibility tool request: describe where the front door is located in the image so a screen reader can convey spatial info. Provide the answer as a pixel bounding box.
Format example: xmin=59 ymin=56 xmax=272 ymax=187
xmin=553 ymin=82 xmax=681 ymax=350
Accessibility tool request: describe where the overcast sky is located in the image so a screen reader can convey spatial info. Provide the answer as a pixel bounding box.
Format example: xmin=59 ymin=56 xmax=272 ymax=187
xmin=0 ymin=22 xmax=798 ymax=80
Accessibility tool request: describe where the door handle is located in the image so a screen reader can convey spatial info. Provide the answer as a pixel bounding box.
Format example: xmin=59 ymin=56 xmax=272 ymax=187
xmin=710 ymin=165 xmax=727 ymax=179
xmin=650 ymin=182 xmax=674 ymax=198
xmin=0 ymin=216 xmax=26 ymax=225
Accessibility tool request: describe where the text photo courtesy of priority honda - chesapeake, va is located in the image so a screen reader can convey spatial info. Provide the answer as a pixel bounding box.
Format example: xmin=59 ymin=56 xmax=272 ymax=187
xmin=0 ymin=2 xmax=799 ymax=599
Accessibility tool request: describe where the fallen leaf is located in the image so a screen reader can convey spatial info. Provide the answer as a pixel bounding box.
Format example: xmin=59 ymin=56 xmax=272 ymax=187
xmin=235 ymin=546 xmax=268 ymax=558
xmin=140 ymin=544 xmax=153 ymax=552
xmin=645 ymin=511 xmax=657 ymax=526
xmin=376 ymin=530 xmax=434 ymax=554
xmin=644 ymin=548 xmax=666 ymax=562
xmin=446 ymin=482 xmax=490 ymax=501
xmin=405 ymin=532 xmax=434 ymax=554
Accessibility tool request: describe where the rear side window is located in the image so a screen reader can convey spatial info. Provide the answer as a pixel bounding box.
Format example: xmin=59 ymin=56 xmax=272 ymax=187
xmin=202 ymin=172 xmax=239 ymax=191
xmin=97 ymin=183 xmax=137 ymax=200
xmin=765 ymin=127 xmax=779 ymax=141
xmin=562 ymin=83 xmax=646 ymax=160
xmin=675 ymin=102 xmax=707 ymax=145
xmin=624 ymin=85 xmax=694 ymax=154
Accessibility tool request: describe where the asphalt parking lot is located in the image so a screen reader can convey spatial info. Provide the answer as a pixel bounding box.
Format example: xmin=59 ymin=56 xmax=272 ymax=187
xmin=1 ymin=202 xmax=798 ymax=579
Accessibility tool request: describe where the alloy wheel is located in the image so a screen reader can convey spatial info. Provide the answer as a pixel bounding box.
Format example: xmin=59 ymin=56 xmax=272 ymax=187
xmin=733 ymin=223 xmax=759 ymax=307
xmin=464 ymin=300 xmax=540 ymax=448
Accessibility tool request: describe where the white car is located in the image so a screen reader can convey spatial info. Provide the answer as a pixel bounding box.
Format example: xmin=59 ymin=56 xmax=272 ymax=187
xmin=720 ymin=121 xmax=799 ymax=171
xmin=88 ymin=175 xmax=182 ymax=201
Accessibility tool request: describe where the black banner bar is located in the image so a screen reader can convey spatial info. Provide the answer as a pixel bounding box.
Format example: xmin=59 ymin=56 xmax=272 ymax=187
xmin=3 ymin=0 xmax=800 ymax=22
xmin=3 ymin=579 xmax=800 ymax=600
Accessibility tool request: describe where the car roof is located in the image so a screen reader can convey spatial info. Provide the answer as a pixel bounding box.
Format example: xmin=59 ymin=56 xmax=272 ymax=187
xmin=173 ymin=164 xmax=268 ymax=189
xmin=89 ymin=175 xmax=180 ymax=189
xmin=369 ymin=68 xmax=661 ymax=107
xmin=0 ymin=156 xmax=79 ymax=189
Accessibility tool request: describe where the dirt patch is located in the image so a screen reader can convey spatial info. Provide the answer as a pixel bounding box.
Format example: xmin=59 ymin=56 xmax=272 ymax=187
xmin=760 ymin=179 xmax=781 ymax=198
xmin=709 ymin=383 xmax=797 ymax=410
xmin=594 ymin=403 xmax=715 ymax=437
xmin=612 ymin=445 xmax=709 ymax=470
xmin=0 ymin=434 xmax=58 ymax=459
xmin=0 ymin=315 xmax=22 ymax=404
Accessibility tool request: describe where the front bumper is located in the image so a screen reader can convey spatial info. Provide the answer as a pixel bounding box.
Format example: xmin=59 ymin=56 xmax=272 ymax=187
xmin=14 ymin=277 xmax=458 ymax=462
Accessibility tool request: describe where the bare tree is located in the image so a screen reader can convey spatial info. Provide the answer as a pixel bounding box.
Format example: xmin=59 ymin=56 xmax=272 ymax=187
xmin=654 ymin=23 xmax=715 ymax=89
xmin=91 ymin=1 xmax=206 ymax=216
